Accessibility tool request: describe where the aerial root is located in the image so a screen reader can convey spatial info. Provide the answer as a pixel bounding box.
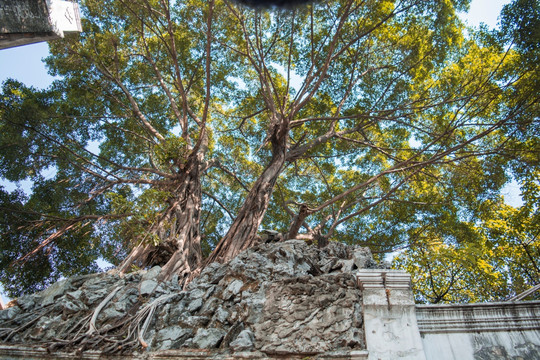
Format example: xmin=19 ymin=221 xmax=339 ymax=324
xmin=135 ymin=293 xmax=178 ymax=349
xmin=0 ymin=308 xmax=54 ymax=342
xmin=50 ymin=292 xmax=179 ymax=354
xmin=1 ymin=287 xmax=181 ymax=355
xmin=87 ymin=286 xmax=122 ymax=335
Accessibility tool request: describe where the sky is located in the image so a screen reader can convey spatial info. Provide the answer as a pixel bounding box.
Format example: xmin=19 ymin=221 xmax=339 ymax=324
xmin=0 ymin=0 xmax=518 ymax=303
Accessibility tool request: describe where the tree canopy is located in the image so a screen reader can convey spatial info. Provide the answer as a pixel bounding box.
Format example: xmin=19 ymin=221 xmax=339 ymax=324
xmin=1 ymin=0 xmax=538 ymax=302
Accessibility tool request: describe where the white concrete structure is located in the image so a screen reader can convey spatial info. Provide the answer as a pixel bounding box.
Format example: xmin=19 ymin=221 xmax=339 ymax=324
xmin=417 ymin=301 xmax=540 ymax=360
xmin=0 ymin=0 xmax=81 ymax=49
xmin=357 ymin=270 xmax=427 ymax=360
xmin=358 ymin=270 xmax=540 ymax=360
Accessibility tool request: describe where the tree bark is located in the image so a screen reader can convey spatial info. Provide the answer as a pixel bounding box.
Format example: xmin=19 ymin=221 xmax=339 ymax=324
xmin=205 ymin=120 xmax=289 ymax=265
xmin=116 ymin=156 xmax=203 ymax=284
xmin=287 ymin=203 xmax=310 ymax=240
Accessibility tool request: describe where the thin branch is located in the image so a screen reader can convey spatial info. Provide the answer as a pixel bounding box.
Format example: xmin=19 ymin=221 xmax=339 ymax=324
xmin=202 ymin=191 xmax=234 ymax=220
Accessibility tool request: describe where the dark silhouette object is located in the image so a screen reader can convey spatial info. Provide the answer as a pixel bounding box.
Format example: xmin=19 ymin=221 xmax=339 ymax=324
xmin=235 ymin=0 xmax=317 ymax=9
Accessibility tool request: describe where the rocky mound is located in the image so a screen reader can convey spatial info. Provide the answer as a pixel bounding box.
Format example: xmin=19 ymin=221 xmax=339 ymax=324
xmin=0 ymin=240 xmax=386 ymax=358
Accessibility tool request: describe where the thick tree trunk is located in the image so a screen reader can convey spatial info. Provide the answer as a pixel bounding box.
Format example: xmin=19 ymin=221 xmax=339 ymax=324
xmin=117 ymin=157 xmax=203 ymax=284
xmin=205 ymin=122 xmax=289 ymax=265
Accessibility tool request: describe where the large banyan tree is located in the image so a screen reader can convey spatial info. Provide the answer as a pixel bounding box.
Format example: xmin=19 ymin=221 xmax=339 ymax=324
xmin=1 ymin=0 xmax=538 ymax=302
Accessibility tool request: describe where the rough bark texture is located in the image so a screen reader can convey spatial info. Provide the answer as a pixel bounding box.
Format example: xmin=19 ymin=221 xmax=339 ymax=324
xmin=117 ymin=156 xmax=203 ymax=283
xmin=287 ymin=204 xmax=310 ymax=240
xmin=205 ymin=120 xmax=289 ymax=265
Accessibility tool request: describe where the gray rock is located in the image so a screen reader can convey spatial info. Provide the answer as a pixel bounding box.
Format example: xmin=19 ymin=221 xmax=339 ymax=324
xmin=82 ymin=288 xmax=109 ymax=305
xmin=213 ymin=306 xmax=230 ymax=324
xmin=187 ymin=297 xmax=203 ymax=313
xmin=15 ymin=295 xmax=37 ymax=311
xmin=156 ymin=339 xmax=172 ymax=350
xmin=124 ymin=271 xmax=143 ymax=282
xmin=200 ymin=297 xmax=221 ymax=317
xmin=222 ymin=279 xmax=243 ymax=300
xmin=352 ymin=247 xmax=374 ymax=269
xmin=142 ymin=266 xmax=162 ymax=281
xmin=189 ymin=288 xmax=206 ymax=300
xmin=192 ymin=328 xmax=226 ymax=349
xmin=66 ymin=289 xmax=83 ymax=301
xmin=169 ymin=301 xmax=187 ymax=320
xmin=197 ymin=262 xmax=227 ymax=285
xmin=100 ymin=307 xmax=124 ymax=321
xmin=113 ymin=289 xmax=138 ymax=312
xmin=0 ymin=306 xmax=21 ymax=321
xmin=139 ymin=279 xmax=158 ymax=296
xmin=155 ymin=325 xmax=192 ymax=342
xmin=179 ymin=315 xmax=210 ymax=328
xmin=338 ymin=258 xmax=356 ymax=272
xmin=62 ymin=299 xmax=87 ymax=315
xmin=230 ymin=329 xmax=255 ymax=352
xmin=39 ymin=278 xmax=72 ymax=306
xmin=82 ymin=274 xmax=119 ymax=290
xmin=260 ymin=229 xmax=283 ymax=243
xmin=204 ymin=285 xmax=217 ymax=299
xmin=154 ymin=284 xmax=168 ymax=294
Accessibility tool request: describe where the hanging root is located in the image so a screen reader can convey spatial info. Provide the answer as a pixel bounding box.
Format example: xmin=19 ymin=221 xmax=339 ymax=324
xmin=49 ymin=292 xmax=179 ymax=355
xmin=1 ymin=283 xmax=180 ymax=356
xmin=135 ymin=293 xmax=178 ymax=349
xmin=0 ymin=307 xmax=54 ymax=342
xmin=87 ymin=286 xmax=122 ymax=335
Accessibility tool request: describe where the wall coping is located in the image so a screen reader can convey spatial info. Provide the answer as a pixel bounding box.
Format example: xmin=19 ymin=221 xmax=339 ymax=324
xmin=416 ymin=300 xmax=540 ymax=309
xmin=416 ymin=300 xmax=540 ymax=334
xmin=0 ymin=345 xmax=369 ymax=360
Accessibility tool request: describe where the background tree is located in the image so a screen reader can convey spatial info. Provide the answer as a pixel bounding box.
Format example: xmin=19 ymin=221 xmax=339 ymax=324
xmin=395 ymin=0 xmax=540 ymax=303
xmin=1 ymin=0 xmax=537 ymax=301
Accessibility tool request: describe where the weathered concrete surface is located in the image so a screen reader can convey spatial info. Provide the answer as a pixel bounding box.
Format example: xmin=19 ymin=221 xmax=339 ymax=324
xmin=0 ymin=344 xmax=369 ymax=359
xmin=0 ymin=0 xmax=81 ymax=49
xmin=358 ymin=270 xmax=426 ymax=360
xmin=0 ymin=240 xmax=381 ymax=359
xmin=417 ymin=301 xmax=540 ymax=360
xmin=0 ymin=0 xmax=51 ymax=33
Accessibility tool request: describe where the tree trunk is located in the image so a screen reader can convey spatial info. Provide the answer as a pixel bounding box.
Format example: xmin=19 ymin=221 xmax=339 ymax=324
xmin=205 ymin=121 xmax=289 ymax=265
xmin=287 ymin=203 xmax=310 ymax=240
xmin=117 ymin=157 xmax=203 ymax=284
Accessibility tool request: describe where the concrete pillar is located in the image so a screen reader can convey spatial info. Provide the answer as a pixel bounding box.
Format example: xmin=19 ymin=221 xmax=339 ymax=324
xmin=0 ymin=0 xmax=81 ymax=50
xmin=357 ymin=270 xmax=426 ymax=360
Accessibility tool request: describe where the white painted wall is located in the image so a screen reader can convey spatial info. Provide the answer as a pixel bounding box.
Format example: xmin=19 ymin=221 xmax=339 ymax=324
xmin=417 ymin=301 xmax=540 ymax=360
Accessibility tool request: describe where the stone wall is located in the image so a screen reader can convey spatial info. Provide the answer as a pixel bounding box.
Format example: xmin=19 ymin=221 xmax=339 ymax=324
xmin=1 ymin=239 xmax=539 ymax=360
xmin=0 ymin=240 xmax=379 ymax=359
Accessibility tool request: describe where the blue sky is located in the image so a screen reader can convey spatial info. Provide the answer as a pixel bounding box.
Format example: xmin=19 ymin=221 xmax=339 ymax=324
xmin=0 ymin=0 xmax=518 ymax=303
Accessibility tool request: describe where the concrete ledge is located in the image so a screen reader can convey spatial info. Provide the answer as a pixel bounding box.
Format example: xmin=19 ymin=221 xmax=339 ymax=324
xmin=417 ymin=301 xmax=540 ymax=360
xmin=0 ymin=345 xmax=369 ymax=360
xmin=416 ymin=301 xmax=540 ymax=333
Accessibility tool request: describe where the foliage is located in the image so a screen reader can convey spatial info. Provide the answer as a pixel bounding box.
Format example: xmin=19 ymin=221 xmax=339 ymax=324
xmin=394 ymin=0 xmax=540 ymax=303
xmin=0 ymin=0 xmax=538 ymax=300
